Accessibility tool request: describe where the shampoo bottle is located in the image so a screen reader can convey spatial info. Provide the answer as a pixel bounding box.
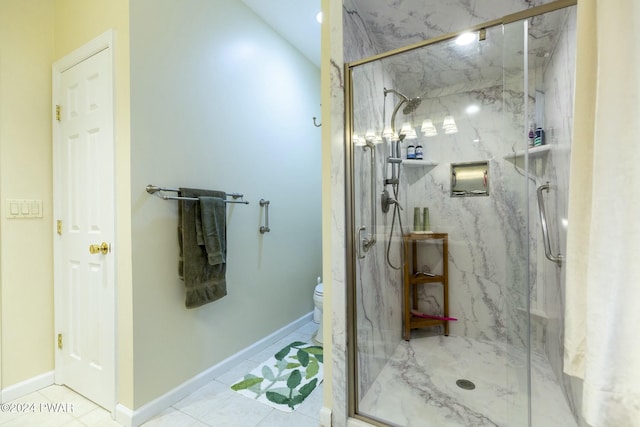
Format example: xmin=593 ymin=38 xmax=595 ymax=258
xmin=407 ymin=143 xmax=416 ymax=159
xmin=528 ymin=123 xmax=535 ymax=148
xmin=415 ymin=143 xmax=423 ymax=160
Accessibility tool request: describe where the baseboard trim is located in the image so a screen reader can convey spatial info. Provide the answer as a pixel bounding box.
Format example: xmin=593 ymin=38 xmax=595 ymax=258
xmin=319 ymin=406 xmax=332 ymax=426
xmin=1 ymin=371 xmax=55 ymax=403
xmin=116 ymin=312 xmax=313 ymax=427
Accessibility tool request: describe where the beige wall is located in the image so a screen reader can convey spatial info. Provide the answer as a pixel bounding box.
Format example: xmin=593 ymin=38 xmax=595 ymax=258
xmin=0 ymin=0 xmax=55 ymax=389
xmin=53 ymin=0 xmax=134 ymax=409
xmin=0 ymin=0 xmax=134 ymax=409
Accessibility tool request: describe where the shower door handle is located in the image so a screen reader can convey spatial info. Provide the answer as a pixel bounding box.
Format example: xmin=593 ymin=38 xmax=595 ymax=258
xmin=537 ymin=182 xmax=563 ymax=266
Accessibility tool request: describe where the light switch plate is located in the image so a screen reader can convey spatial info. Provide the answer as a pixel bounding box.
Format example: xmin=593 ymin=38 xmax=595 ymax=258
xmin=29 ymin=200 xmax=43 ymax=218
xmin=7 ymin=199 xmax=20 ymax=218
xmin=6 ymin=198 xmax=43 ymax=219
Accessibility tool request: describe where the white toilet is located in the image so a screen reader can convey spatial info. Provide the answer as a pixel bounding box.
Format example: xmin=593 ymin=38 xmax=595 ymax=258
xmin=313 ymin=277 xmax=324 ymax=345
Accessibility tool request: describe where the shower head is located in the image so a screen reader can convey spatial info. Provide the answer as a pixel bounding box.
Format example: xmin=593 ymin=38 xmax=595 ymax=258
xmin=402 ymin=97 xmax=422 ymax=114
xmin=384 ymin=87 xmax=423 ymax=139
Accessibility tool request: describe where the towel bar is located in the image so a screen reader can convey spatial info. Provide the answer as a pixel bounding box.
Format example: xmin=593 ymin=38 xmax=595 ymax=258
xmin=146 ymin=184 xmax=249 ymax=204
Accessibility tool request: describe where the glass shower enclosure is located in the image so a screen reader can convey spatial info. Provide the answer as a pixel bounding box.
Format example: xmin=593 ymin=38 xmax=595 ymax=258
xmin=345 ymin=3 xmax=577 ymax=426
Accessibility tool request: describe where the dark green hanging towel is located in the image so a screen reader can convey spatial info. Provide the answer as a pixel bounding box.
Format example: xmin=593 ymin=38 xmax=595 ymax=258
xmin=178 ymin=188 xmax=227 ymax=308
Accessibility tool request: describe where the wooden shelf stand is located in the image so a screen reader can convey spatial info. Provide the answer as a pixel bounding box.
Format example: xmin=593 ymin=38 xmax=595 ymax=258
xmin=403 ymin=232 xmax=449 ymax=340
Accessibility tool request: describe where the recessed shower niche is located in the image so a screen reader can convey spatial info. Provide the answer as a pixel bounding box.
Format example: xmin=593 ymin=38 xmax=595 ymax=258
xmin=450 ymin=161 xmax=490 ymax=197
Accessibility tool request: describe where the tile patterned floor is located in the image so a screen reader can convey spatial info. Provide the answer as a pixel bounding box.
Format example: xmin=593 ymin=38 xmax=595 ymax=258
xmin=358 ymin=332 xmax=577 ymax=427
xmin=0 ymin=322 xmax=323 ymax=427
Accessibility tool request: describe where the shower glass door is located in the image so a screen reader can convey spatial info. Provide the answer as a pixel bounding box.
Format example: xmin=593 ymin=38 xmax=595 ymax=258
xmin=507 ymin=7 xmax=580 ymax=427
xmin=348 ymin=20 xmax=531 ymax=426
xmin=347 ymin=4 xmax=578 ymax=426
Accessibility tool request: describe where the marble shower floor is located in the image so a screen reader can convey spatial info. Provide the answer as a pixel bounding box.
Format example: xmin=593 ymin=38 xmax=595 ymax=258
xmin=358 ymin=333 xmax=578 ymax=427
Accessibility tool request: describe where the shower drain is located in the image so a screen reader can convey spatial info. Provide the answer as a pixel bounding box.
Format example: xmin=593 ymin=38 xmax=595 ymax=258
xmin=456 ymin=379 xmax=476 ymax=390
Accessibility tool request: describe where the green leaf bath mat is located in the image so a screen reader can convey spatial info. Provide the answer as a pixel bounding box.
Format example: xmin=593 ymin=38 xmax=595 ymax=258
xmin=230 ymin=341 xmax=323 ymax=412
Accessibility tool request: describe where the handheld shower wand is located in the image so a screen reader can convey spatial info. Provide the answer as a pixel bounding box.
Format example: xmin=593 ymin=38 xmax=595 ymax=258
xmin=382 ymin=88 xmax=422 ymax=269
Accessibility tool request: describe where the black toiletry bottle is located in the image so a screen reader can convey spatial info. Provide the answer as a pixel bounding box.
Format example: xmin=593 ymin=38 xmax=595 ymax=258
xmin=415 ymin=143 xmax=423 ymax=160
xmin=407 ymin=143 xmax=416 ymax=159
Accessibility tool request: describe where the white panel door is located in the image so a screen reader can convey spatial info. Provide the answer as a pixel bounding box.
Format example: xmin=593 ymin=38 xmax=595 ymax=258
xmin=54 ymin=43 xmax=115 ymax=410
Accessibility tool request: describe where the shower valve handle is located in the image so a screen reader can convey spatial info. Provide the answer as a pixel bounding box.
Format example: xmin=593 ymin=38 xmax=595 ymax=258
xmin=358 ymin=226 xmax=375 ymax=259
xmin=381 ymin=190 xmax=403 ymax=212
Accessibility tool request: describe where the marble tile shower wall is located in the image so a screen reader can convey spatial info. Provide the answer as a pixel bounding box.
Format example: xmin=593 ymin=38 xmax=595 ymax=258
xmin=343 ymin=0 xmax=377 ymax=63
xmin=402 ymin=6 xmax=577 ymax=399
xmin=350 ymin=64 xmax=532 ymax=397
xmin=403 ymin=81 xmax=529 ymax=347
xmin=348 ymin=0 xmax=562 ymax=60
xmin=328 ymin=30 xmax=349 ymax=427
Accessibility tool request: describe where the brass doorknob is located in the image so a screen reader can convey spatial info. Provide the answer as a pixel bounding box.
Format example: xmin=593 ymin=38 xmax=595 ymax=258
xmin=89 ymin=242 xmax=110 ymax=255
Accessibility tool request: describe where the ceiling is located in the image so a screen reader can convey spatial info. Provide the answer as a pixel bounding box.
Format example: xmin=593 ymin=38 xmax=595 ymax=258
xmin=240 ymin=0 xmax=321 ymax=68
